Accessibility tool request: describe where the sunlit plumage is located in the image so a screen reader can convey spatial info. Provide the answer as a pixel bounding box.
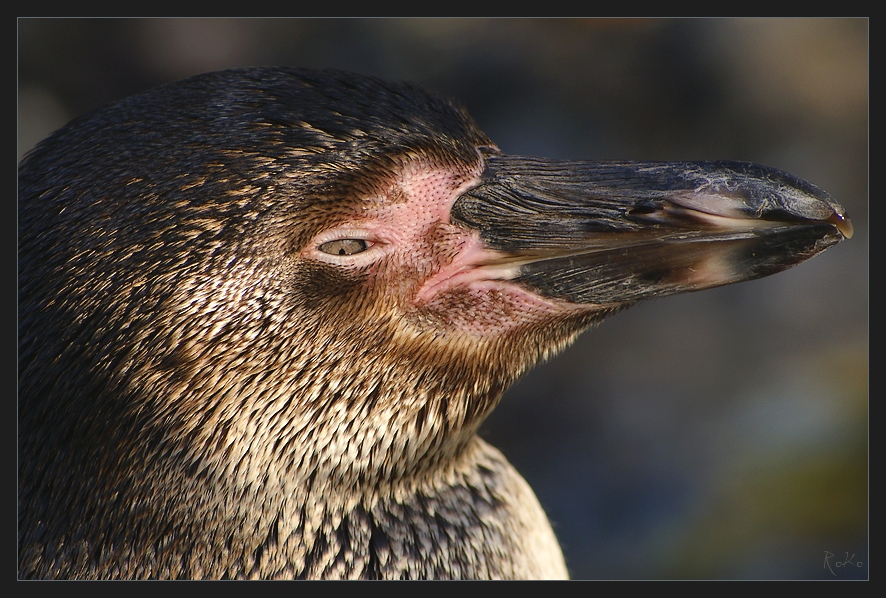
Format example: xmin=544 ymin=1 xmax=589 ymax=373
xmin=17 ymin=67 xmax=850 ymax=579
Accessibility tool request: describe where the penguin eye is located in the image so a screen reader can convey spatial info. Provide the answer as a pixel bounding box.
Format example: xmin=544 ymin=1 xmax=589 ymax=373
xmin=318 ymin=239 xmax=370 ymax=256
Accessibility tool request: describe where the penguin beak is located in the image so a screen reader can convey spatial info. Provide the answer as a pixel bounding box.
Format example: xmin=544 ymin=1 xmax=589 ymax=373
xmin=451 ymin=157 xmax=852 ymax=306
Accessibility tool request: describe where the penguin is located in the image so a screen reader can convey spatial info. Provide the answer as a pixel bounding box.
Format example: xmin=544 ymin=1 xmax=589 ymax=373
xmin=17 ymin=67 xmax=852 ymax=579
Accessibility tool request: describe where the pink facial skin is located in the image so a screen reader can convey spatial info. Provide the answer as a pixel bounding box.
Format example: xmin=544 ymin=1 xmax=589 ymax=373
xmin=301 ymin=157 xmax=583 ymax=338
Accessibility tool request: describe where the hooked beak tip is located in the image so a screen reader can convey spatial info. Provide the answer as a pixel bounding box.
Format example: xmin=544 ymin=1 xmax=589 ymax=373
xmin=828 ymin=211 xmax=854 ymax=239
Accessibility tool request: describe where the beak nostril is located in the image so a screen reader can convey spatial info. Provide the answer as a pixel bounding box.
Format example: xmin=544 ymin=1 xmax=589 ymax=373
xmin=627 ymin=205 xmax=657 ymax=216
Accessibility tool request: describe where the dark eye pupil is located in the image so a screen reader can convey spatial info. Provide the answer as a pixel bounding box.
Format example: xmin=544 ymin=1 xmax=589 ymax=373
xmin=319 ymin=239 xmax=369 ymax=256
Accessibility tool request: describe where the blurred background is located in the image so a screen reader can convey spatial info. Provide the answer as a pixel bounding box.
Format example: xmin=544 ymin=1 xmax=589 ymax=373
xmin=18 ymin=18 xmax=868 ymax=579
